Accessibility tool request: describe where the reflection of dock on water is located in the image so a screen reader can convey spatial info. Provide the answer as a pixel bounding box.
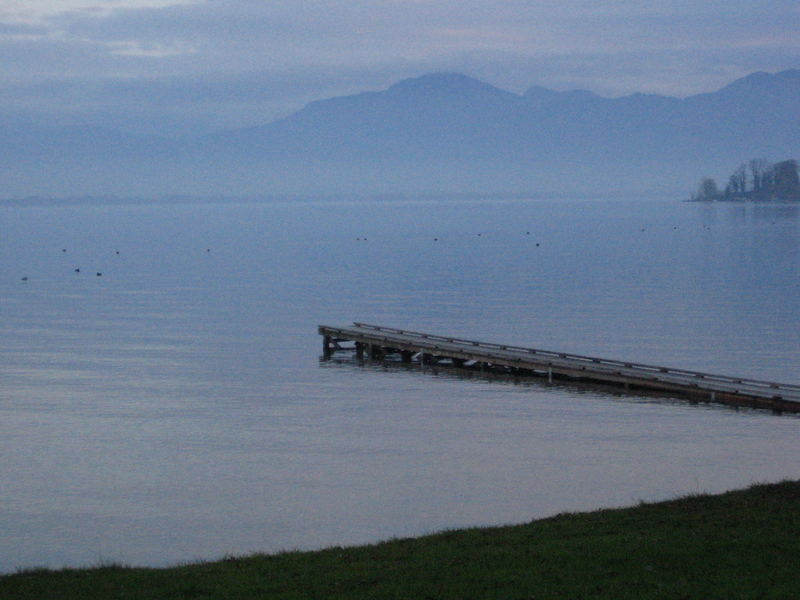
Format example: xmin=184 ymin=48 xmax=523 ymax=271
xmin=319 ymin=323 xmax=800 ymax=413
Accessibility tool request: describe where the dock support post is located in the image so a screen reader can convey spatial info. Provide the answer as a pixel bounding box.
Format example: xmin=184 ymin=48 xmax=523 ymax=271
xmin=317 ymin=325 xmax=800 ymax=412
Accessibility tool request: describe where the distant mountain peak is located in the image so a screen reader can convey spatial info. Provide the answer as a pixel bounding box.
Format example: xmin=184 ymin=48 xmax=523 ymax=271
xmin=716 ymin=68 xmax=800 ymax=95
xmin=524 ymin=85 xmax=601 ymax=100
xmin=387 ymin=72 xmax=518 ymax=99
xmin=523 ymin=84 xmax=560 ymax=99
xmin=390 ymin=72 xmax=484 ymax=88
xmin=776 ymin=68 xmax=800 ymax=80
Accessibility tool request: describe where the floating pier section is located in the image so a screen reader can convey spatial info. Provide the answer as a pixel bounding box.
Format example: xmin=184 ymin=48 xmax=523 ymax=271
xmin=319 ymin=323 xmax=800 ymax=413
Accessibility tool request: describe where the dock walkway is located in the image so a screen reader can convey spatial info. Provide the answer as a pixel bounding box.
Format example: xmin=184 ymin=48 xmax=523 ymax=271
xmin=319 ymin=323 xmax=800 ymax=412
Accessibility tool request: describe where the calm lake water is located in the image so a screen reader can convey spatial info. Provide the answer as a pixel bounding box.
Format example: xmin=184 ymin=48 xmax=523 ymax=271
xmin=1 ymin=196 xmax=799 ymax=572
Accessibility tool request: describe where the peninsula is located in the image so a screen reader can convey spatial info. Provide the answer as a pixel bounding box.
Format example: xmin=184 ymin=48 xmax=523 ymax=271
xmin=691 ymin=158 xmax=800 ymax=201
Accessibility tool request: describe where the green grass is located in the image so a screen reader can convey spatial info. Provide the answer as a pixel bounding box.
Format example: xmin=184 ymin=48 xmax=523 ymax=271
xmin=4 ymin=480 xmax=800 ymax=599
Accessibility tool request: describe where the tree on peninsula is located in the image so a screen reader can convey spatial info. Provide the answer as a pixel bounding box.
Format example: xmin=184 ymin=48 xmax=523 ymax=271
xmin=692 ymin=158 xmax=799 ymax=201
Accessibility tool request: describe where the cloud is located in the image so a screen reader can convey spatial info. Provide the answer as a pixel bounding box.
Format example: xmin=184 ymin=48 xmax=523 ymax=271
xmin=0 ymin=0 xmax=196 ymax=23
xmin=0 ymin=21 xmax=49 ymax=36
xmin=42 ymin=1 xmax=800 ymax=70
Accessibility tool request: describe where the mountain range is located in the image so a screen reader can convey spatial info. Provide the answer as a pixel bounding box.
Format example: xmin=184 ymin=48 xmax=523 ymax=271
xmin=3 ymin=70 xmax=799 ymax=197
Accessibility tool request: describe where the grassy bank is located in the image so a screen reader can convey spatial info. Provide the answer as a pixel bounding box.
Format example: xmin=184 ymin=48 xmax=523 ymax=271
xmin=4 ymin=480 xmax=800 ymax=599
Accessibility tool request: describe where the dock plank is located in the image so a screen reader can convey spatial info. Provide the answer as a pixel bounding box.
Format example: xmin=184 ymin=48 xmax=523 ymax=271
xmin=319 ymin=323 xmax=800 ymax=412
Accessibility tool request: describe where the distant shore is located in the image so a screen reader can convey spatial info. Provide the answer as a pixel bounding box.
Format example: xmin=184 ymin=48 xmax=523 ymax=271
xmin=4 ymin=480 xmax=800 ymax=599
xmin=691 ymin=158 xmax=799 ymax=202
xmin=687 ymin=196 xmax=800 ymax=203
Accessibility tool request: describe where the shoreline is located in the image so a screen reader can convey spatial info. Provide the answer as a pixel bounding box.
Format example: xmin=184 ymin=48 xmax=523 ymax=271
xmin=4 ymin=479 xmax=800 ymax=598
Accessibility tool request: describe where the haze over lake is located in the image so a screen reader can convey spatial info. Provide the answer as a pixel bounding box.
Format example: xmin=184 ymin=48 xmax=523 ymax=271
xmin=4 ymin=69 xmax=799 ymax=197
xmin=1 ymin=196 xmax=799 ymax=573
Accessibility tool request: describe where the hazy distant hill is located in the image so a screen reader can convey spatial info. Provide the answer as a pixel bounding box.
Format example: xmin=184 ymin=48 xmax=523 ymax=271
xmin=3 ymin=70 xmax=799 ymax=197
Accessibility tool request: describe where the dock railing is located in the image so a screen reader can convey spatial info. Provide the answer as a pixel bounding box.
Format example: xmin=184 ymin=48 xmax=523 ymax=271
xmin=350 ymin=323 xmax=800 ymax=395
xmin=319 ymin=323 xmax=800 ymax=408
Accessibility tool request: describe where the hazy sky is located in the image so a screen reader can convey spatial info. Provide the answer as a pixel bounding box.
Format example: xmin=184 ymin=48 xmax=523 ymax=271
xmin=1 ymin=0 xmax=798 ymax=134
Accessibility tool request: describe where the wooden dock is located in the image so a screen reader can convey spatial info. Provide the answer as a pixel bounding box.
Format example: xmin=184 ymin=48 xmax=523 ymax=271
xmin=319 ymin=323 xmax=800 ymax=413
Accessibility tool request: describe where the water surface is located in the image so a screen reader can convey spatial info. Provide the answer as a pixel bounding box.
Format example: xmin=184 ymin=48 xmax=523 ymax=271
xmin=1 ymin=197 xmax=799 ymax=572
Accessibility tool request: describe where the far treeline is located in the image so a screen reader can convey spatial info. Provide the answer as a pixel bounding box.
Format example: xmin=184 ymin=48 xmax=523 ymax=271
xmin=691 ymin=158 xmax=800 ymax=201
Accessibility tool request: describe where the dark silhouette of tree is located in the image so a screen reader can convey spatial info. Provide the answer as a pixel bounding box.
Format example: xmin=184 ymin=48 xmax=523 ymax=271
xmin=761 ymin=164 xmax=775 ymax=192
xmin=695 ymin=177 xmax=719 ymax=201
xmin=772 ymin=160 xmax=799 ymax=199
xmin=694 ymin=158 xmax=798 ymax=201
xmin=729 ymin=164 xmax=747 ymax=195
xmin=748 ymin=158 xmax=770 ymax=192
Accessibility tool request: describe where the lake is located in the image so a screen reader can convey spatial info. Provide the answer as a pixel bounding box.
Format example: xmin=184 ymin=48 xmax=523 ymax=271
xmin=1 ymin=196 xmax=799 ymax=572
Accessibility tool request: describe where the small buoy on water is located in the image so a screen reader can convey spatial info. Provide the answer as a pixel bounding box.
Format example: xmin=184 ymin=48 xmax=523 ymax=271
xmin=74 ymin=268 xmax=80 ymax=273
xmin=96 ymin=272 xmax=102 ymax=277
